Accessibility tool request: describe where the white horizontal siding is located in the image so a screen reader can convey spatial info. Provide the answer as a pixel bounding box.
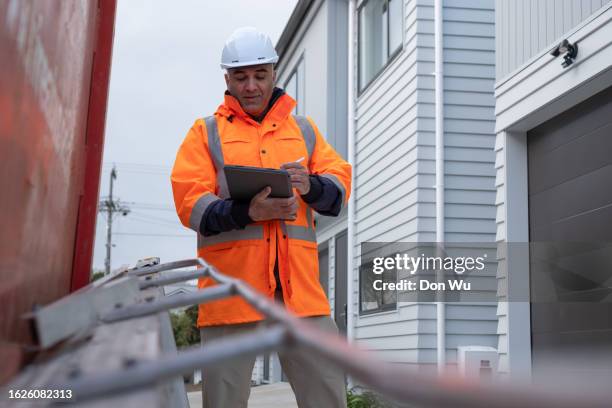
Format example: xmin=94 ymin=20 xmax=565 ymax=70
xmin=352 ymin=0 xmax=497 ymax=368
xmin=356 ymin=150 xmax=420 ymax=203
xmin=356 ymin=171 xmax=424 ymax=220
xmin=356 ymin=104 xmax=419 ymax=171
xmin=353 ymin=0 xmax=424 ymax=361
xmin=427 ymin=0 xmax=498 ymax=359
xmin=356 ymin=304 xmax=497 ymax=364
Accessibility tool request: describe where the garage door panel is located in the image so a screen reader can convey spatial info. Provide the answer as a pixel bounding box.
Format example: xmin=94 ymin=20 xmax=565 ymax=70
xmin=530 ymin=204 xmax=612 ymax=242
xmin=531 ymin=330 xmax=612 ymax=372
xmin=528 ymin=224 xmax=554 ymax=241
xmin=555 ymin=303 xmax=612 ymax=333
xmin=529 ymin=241 xmax=612 ymax=258
xmin=534 ymin=329 xmax=612 ymax=350
xmin=528 ymin=123 xmax=612 ymax=194
xmin=530 ymin=303 xmax=562 ymax=334
xmin=529 ymin=164 xmax=612 ymax=229
xmin=528 ymin=86 xmax=612 ymax=158
xmin=531 ymin=303 xmax=612 ymax=334
xmin=530 ymin=249 xmax=612 ymax=305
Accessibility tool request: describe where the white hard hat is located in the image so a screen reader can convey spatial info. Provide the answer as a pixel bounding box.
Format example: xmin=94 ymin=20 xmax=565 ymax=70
xmin=221 ymin=27 xmax=279 ymax=69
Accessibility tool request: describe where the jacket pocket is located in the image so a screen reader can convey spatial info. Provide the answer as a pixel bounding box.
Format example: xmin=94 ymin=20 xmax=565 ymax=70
xmin=275 ymin=135 xmax=307 ymax=162
xmin=221 ymin=138 xmax=259 ymax=166
xmin=200 ymin=242 xmax=267 ymax=289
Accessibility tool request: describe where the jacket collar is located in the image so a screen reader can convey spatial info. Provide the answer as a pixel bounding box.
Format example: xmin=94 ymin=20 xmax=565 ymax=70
xmin=216 ymin=87 xmax=296 ymax=126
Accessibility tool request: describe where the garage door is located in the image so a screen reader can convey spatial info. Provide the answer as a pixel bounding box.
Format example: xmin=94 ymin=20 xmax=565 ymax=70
xmin=528 ymin=85 xmax=612 ymax=383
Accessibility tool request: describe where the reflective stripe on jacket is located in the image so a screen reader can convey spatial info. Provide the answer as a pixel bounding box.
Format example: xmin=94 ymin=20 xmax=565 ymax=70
xmin=171 ymin=92 xmax=352 ymax=327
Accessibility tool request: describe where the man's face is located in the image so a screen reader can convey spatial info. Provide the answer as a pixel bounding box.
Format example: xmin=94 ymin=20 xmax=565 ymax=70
xmin=225 ymin=64 xmax=276 ymax=117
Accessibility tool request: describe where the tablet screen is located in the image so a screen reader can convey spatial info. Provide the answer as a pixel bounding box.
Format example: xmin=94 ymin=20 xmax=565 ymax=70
xmin=224 ymin=165 xmax=293 ymax=201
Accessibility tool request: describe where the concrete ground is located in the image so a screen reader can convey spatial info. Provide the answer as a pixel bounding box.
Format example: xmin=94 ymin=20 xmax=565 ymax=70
xmin=187 ymin=382 xmax=298 ymax=408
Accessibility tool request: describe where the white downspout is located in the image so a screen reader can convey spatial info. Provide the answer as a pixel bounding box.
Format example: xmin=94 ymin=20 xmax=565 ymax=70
xmin=434 ymin=0 xmax=446 ymax=374
xmin=346 ymin=0 xmax=356 ymax=344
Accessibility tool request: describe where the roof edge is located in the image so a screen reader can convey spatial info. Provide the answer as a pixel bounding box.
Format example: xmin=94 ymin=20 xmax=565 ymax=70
xmin=275 ymin=0 xmax=314 ymax=67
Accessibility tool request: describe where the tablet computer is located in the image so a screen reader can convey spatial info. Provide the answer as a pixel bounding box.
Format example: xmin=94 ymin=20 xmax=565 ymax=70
xmin=224 ymin=165 xmax=293 ymax=201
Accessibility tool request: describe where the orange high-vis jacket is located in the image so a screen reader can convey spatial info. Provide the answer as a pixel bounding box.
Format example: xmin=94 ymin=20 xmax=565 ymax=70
xmin=171 ymin=92 xmax=351 ymax=327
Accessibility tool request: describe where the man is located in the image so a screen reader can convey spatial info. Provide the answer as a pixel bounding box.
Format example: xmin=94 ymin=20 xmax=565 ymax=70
xmin=171 ymin=27 xmax=351 ymax=407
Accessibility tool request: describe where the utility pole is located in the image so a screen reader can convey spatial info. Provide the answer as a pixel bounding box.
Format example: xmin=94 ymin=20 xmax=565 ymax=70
xmin=99 ymin=165 xmax=130 ymax=275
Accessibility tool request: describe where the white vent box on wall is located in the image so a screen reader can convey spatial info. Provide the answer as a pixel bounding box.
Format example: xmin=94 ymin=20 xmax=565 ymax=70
xmin=457 ymin=346 xmax=498 ymax=380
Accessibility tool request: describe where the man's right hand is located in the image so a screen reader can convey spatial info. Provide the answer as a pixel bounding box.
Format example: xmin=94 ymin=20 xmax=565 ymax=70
xmin=248 ymin=187 xmax=298 ymax=222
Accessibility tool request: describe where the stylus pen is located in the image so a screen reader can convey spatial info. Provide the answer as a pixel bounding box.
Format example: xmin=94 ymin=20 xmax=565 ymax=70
xmin=282 ymin=157 xmax=304 ymax=167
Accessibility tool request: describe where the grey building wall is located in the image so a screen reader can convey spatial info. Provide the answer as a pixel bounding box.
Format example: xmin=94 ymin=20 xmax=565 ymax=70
xmin=353 ymin=0 xmax=497 ymax=370
xmin=276 ymin=0 xmax=329 ymax=136
xmin=276 ymin=0 xmax=349 ymax=160
xmin=327 ymin=0 xmax=349 ymax=159
xmin=496 ymin=0 xmax=612 ymax=81
xmin=317 ymin=214 xmax=349 ymax=317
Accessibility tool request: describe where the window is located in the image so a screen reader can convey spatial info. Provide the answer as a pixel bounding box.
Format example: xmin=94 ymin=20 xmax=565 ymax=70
xmin=359 ymin=260 xmax=397 ymax=315
xmin=359 ymin=0 xmax=403 ymax=91
xmin=283 ymin=57 xmax=305 ymax=115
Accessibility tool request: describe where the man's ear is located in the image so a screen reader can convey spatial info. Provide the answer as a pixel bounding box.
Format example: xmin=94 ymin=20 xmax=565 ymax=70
xmin=224 ymin=72 xmax=229 ymax=87
xmin=272 ymin=70 xmax=277 ymax=84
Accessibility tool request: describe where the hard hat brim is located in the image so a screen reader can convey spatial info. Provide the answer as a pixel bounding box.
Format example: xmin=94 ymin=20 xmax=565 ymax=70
xmin=220 ymin=56 xmax=279 ymax=70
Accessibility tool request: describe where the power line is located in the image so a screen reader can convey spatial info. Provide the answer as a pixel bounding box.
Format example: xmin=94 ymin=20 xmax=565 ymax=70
xmin=128 ymin=201 xmax=174 ymax=208
xmin=102 ymin=160 xmax=170 ymax=168
xmin=97 ymin=201 xmax=175 ymax=212
xmin=101 ymin=163 xmax=171 ymax=176
xmin=103 ymin=169 xmax=169 ymax=176
xmin=102 ymin=162 xmax=171 ymax=171
xmin=128 ymin=215 xmax=181 ymax=229
xmin=127 ymin=217 xmax=175 ymax=227
xmin=128 ymin=202 xmax=176 ymax=212
xmin=129 ymin=211 xmax=179 ymax=224
xmin=113 ymin=232 xmax=193 ymax=237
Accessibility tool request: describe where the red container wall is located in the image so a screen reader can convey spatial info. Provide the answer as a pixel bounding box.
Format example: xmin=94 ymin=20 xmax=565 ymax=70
xmin=0 ymin=0 xmax=116 ymax=381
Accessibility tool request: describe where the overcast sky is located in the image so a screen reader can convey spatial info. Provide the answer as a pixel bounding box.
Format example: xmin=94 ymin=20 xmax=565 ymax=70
xmin=93 ymin=0 xmax=298 ymax=272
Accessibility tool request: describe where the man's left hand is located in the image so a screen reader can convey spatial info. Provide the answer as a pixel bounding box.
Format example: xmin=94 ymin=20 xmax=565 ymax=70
xmin=281 ymin=161 xmax=310 ymax=195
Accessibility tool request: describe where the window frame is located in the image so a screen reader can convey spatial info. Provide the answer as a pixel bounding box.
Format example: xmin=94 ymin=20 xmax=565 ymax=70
xmin=283 ymin=54 xmax=305 ymax=115
xmin=357 ymin=0 xmax=405 ymax=95
xmin=358 ymin=259 xmax=398 ymax=316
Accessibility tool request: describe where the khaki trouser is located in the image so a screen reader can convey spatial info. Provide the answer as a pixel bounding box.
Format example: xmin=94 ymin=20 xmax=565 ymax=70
xmin=199 ymin=314 xmax=347 ymax=408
